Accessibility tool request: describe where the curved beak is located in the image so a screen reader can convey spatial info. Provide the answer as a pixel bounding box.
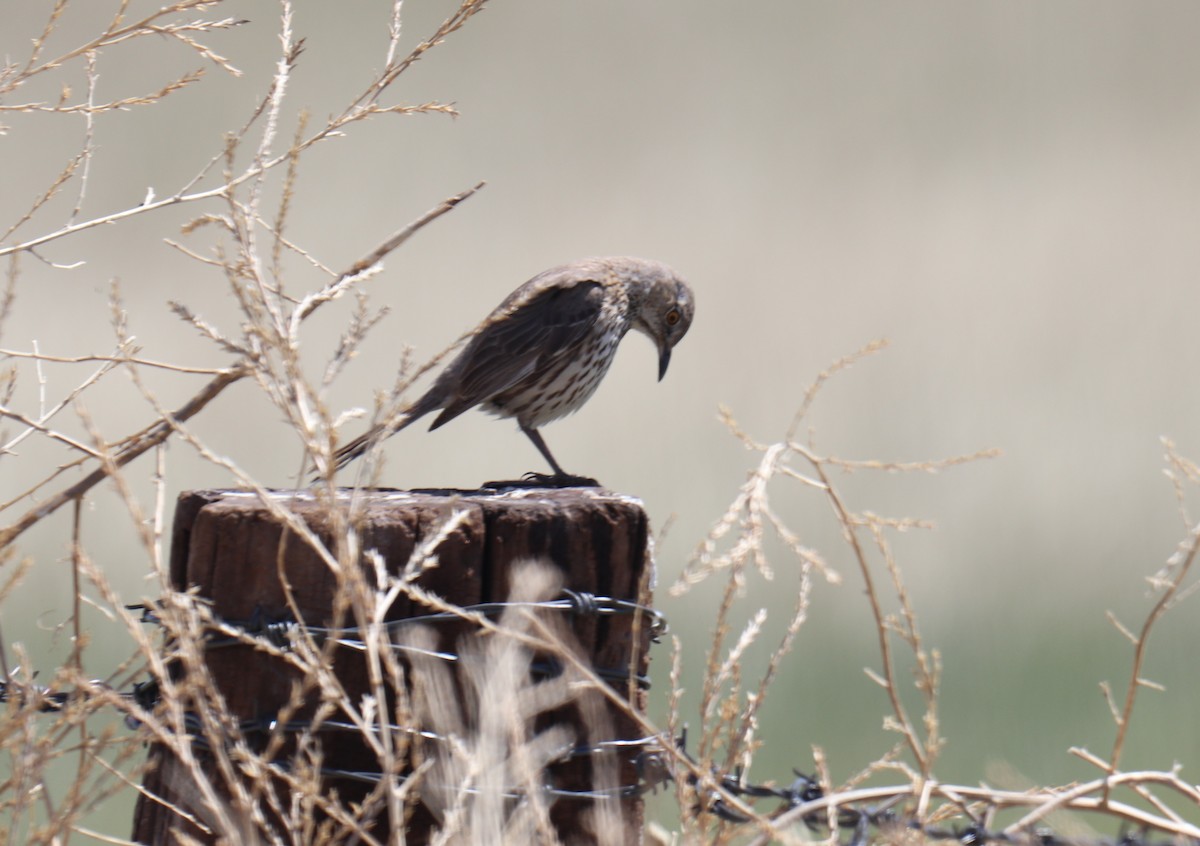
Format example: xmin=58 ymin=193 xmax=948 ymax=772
xmin=657 ymin=344 xmax=671 ymax=381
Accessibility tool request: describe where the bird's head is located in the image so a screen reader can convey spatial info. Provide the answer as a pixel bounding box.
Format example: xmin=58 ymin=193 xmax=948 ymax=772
xmin=626 ymin=260 xmax=695 ymax=381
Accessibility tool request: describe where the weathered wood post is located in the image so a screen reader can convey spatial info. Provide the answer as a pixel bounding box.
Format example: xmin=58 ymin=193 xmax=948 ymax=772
xmin=132 ymin=486 xmax=656 ymax=844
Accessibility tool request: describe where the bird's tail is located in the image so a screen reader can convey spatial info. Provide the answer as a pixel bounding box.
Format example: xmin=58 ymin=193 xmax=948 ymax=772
xmin=328 ymin=412 xmax=414 ymax=473
xmin=330 ymin=426 xmax=382 ymax=471
xmin=316 ymin=388 xmax=445 ymax=480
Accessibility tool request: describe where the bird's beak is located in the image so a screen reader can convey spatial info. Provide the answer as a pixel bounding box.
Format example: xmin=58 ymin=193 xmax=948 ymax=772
xmin=657 ymin=345 xmax=671 ymax=381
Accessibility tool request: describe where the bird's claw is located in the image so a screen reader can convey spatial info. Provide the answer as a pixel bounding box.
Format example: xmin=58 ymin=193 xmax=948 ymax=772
xmin=527 ymin=471 xmax=601 ymax=488
xmin=481 ymin=473 xmax=601 ymax=490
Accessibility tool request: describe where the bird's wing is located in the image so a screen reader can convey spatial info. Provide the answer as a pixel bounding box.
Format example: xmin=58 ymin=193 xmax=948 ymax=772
xmin=429 ymin=279 xmax=606 ymax=426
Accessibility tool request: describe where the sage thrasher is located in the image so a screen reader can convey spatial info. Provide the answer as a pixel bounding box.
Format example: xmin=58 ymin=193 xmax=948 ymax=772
xmin=330 ymin=256 xmax=695 ymax=483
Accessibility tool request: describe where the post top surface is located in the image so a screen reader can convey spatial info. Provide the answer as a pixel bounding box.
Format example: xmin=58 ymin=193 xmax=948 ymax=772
xmin=177 ymin=486 xmax=647 ymax=513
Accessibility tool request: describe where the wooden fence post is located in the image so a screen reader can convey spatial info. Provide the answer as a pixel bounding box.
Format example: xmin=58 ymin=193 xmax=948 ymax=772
xmin=132 ymin=487 xmax=655 ymax=844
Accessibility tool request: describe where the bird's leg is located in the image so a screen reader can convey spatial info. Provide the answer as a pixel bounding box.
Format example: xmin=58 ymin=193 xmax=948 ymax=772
xmin=521 ymin=424 xmax=566 ymax=475
xmin=518 ymin=424 xmax=599 ymax=488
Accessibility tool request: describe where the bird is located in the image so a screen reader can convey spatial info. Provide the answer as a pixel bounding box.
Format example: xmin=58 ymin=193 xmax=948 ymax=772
xmin=329 ymin=256 xmax=695 ymax=485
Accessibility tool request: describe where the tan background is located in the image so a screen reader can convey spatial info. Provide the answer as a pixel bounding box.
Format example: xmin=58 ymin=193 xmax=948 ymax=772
xmin=4 ymin=0 xmax=1200 ymax=831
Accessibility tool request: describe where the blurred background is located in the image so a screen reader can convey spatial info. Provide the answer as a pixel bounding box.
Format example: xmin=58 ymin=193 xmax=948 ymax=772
xmin=3 ymin=0 xmax=1200 ymax=834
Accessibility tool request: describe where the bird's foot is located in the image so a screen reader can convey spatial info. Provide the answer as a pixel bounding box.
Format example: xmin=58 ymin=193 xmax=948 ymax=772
xmin=529 ymin=471 xmax=601 ymax=488
xmin=482 ymin=472 xmax=601 ymax=490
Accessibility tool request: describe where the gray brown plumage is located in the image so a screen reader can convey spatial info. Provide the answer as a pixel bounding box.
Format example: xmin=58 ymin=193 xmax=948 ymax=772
xmin=331 ymin=256 xmax=695 ymax=481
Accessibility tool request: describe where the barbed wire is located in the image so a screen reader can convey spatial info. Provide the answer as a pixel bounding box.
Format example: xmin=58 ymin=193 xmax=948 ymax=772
xmin=3 ymin=675 xmax=1195 ymax=844
xmin=130 ymin=589 xmax=667 ymax=643
xmin=127 ymin=589 xmax=664 ymax=690
xmin=4 ymin=599 xmax=1197 ymax=844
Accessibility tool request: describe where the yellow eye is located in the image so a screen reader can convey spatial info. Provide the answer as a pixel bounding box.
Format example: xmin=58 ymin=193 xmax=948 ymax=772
xmin=665 ymin=309 xmax=681 ymax=327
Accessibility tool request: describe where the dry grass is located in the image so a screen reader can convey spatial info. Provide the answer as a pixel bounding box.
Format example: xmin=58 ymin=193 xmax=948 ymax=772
xmin=0 ymin=2 xmax=1197 ymax=844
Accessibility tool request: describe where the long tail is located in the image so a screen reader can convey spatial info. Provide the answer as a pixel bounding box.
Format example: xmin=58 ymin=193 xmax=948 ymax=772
xmin=329 ymin=413 xmax=414 ymax=472
xmin=325 ymin=384 xmax=450 ymax=476
xmin=330 ymin=426 xmax=384 ymax=471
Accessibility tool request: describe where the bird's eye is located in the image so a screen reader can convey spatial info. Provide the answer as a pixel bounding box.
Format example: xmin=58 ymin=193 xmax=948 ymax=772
xmin=665 ymin=309 xmax=681 ymax=327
